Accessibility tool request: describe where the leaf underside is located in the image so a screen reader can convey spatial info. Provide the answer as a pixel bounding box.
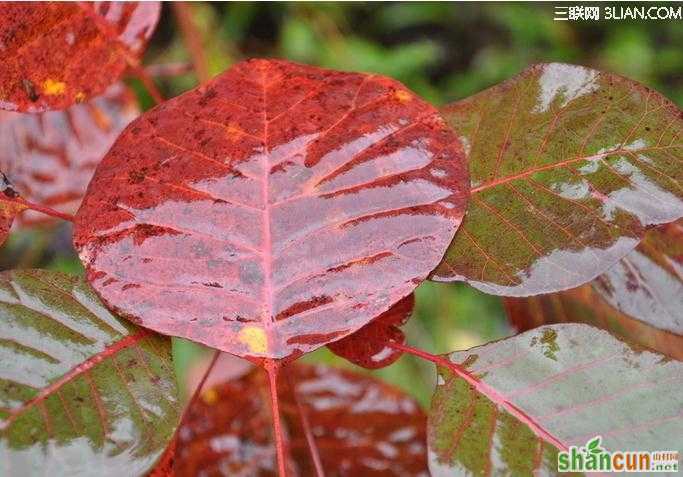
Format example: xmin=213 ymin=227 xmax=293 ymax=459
xmin=0 ymin=2 xmax=159 ymax=112
xmin=434 ymin=63 xmax=683 ymax=296
xmin=171 ymin=363 xmax=428 ymax=476
xmin=429 ymin=323 xmax=683 ymax=476
xmin=328 ymin=292 xmax=414 ymax=369
xmin=0 ymin=270 xmax=179 ymax=477
xmin=0 ymin=83 xmax=139 ymax=226
xmin=74 ymin=58 xmax=469 ymax=360
xmin=592 ymin=219 xmax=683 ymax=335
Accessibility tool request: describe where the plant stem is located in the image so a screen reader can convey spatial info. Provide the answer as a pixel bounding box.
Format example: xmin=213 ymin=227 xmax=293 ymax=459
xmin=387 ymin=342 xmax=568 ymax=452
xmin=131 ymin=64 xmax=165 ymax=105
xmin=9 ymin=197 xmax=75 ymax=223
xmin=145 ymin=62 xmax=193 ymax=78
xmin=286 ymin=368 xmax=325 ymax=477
xmin=264 ymin=359 xmax=288 ymax=477
xmin=173 ymin=2 xmax=211 ymax=84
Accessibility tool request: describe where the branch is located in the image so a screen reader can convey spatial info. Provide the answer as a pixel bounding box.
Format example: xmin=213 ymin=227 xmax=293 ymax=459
xmin=144 ymin=62 xmax=193 ymax=78
xmin=264 ymin=359 xmax=288 ymax=477
xmin=285 ymin=368 xmax=325 ymax=476
xmin=173 ymin=2 xmax=211 ymax=84
xmin=387 ymin=341 xmax=569 ymax=452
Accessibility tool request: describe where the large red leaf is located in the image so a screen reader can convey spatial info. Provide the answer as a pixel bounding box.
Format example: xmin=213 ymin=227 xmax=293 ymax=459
xmin=0 ymin=2 xmax=160 ymax=112
xmin=328 ymin=293 xmax=415 ymax=369
xmin=0 ymin=83 xmax=139 ymax=226
xmin=433 ymin=63 xmax=683 ymax=296
xmin=0 ymin=270 xmax=180 ymax=476
xmin=171 ymin=363 xmax=428 ymax=476
xmin=74 ymin=59 xmax=468 ymax=360
xmin=505 ymin=284 xmax=683 ymax=360
xmin=0 ymin=172 xmax=26 ymax=245
xmin=593 ymin=219 xmax=682 ymax=334
xmin=427 ymin=324 xmax=683 ymax=475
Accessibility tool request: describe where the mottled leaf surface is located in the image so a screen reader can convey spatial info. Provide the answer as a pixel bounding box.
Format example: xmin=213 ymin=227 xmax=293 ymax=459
xmin=434 ymin=63 xmax=683 ymax=296
xmin=328 ymin=293 xmax=414 ymax=369
xmin=505 ymin=285 xmax=683 ymax=360
xmin=0 ymin=173 xmax=26 ymax=245
xmin=174 ymin=363 xmax=428 ymax=476
xmin=0 ymin=83 xmax=138 ymax=226
xmin=593 ymin=220 xmax=682 ymax=334
xmin=74 ymin=59 xmax=468 ymax=359
xmin=0 ymin=270 xmax=180 ymax=477
xmin=429 ymin=324 xmax=683 ymax=476
xmin=0 ymin=2 xmax=160 ymax=112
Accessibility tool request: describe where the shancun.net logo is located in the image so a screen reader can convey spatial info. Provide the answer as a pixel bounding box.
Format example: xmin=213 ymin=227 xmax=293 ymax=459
xmin=557 ymin=436 xmax=679 ymax=473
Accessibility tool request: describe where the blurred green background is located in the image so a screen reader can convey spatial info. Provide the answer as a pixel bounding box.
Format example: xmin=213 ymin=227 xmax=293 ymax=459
xmin=4 ymin=2 xmax=681 ymax=406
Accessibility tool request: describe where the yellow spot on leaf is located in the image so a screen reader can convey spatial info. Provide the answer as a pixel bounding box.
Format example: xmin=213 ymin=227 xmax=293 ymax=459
xmin=238 ymin=326 xmax=268 ymax=354
xmin=394 ymin=90 xmax=413 ymax=103
xmin=42 ymin=79 xmax=66 ymax=96
xmin=201 ymin=388 xmax=218 ymax=405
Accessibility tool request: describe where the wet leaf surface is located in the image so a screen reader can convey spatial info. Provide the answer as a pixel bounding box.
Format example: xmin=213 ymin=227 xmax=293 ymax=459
xmin=173 ymin=363 xmax=428 ymax=476
xmin=0 ymin=172 xmax=26 ymax=245
xmin=0 ymin=2 xmax=160 ymax=112
xmin=593 ymin=220 xmax=682 ymax=334
xmin=429 ymin=324 xmax=683 ymax=476
xmin=0 ymin=270 xmax=180 ymax=477
xmin=505 ymin=284 xmax=683 ymax=360
xmin=328 ymin=293 xmax=414 ymax=369
xmin=434 ymin=63 xmax=683 ymax=296
xmin=74 ymin=59 xmax=468 ymax=360
xmin=0 ymin=83 xmax=139 ymax=226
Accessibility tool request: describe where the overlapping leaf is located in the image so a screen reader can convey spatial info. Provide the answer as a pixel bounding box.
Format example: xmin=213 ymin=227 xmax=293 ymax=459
xmin=0 ymin=83 xmax=139 ymax=226
xmin=428 ymin=324 xmax=683 ymax=476
xmin=74 ymin=59 xmax=469 ymax=360
xmin=0 ymin=270 xmax=180 ymax=476
xmin=0 ymin=173 xmax=26 ymax=245
xmin=172 ymin=363 xmax=428 ymax=476
xmin=433 ymin=63 xmax=683 ymax=296
xmin=593 ymin=220 xmax=682 ymax=334
xmin=0 ymin=2 xmax=160 ymax=111
xmin=505 ymin=285 xmax=683 ymax=360
xmin=328 ymin=293 xmax=414 ymax=369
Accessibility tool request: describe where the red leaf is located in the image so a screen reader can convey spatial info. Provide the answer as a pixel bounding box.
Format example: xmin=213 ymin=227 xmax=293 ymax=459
xmin=0 ymin=2 xmax=160 ymax=112
xmin=328 ymin=293 xmax=414 ymax=368
xmin=0 ymin=83 xmax=139 ymax=226
xmin=0 ymin=172 xmax=27 ymax=245
xmin=74 ymin=59 xmax=469 ymax=360
xmin=172 ymin=363 xmax=428 ymax=476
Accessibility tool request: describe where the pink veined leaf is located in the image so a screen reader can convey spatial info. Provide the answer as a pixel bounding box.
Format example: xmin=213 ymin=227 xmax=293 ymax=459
xmin=73 ymin=59 xmax=469 ymax=360
xmin=0 ymin=1 xmax=160 ymax=112
xmin=168 ymin=363 xmax=428 ymax=476
xmin=592 ymin=219 xmax=683 ymax=335
xmin=0 ymin=83 xmax=139 ymax=227
xmin=427 ymin=324 xmax=683 ymax=475
xmin=0 ymin=270 xmax=180 ymax=476
xmin=328 ymin=293 xmax=415 ymax=369
xmin=433 ymin=63 xmax=683 ymax=296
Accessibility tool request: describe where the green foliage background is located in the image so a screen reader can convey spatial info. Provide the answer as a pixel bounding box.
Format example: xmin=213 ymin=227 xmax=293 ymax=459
xmin=3 ymin=2 xmax=681 ymax=405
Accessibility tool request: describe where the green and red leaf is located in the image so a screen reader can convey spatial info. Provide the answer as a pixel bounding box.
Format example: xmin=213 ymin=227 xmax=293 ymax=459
xmin=172 ymin=363 xmax=428 ymax=476
xmin=428 ymin=324 xmax=683 ymax=475
xmin=0 ymin=83 xmax=139 ymax=226
xmin=0 ymin=2 xmax=160 ymax=111
xmin=434 ymin=63 xmax=683 ymax=296
xmin=0 ymin=270 xmax=180 ymax=476
xmin=74 ymin=59 xmax=469 ymax=360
